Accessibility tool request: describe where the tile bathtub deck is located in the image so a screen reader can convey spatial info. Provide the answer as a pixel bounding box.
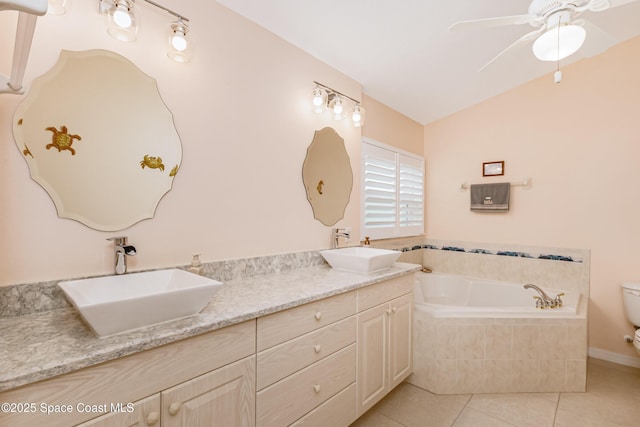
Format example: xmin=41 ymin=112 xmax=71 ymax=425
xmin=352 ymin=358 xmax=640 ymax=427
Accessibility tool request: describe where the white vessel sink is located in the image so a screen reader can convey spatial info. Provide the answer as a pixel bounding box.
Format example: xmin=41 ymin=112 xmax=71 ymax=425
xmin=58 ymin=269 xmax=222 ymax=337
xmin=320 ymin=247 xmax=401 ymax=273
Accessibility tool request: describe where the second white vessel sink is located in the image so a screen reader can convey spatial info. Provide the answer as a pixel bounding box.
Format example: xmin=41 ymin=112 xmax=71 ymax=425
xmin=320 ymin=247 xmax=401 ymax=273
xmin=58 ymin=269 xmax=222 ymax=337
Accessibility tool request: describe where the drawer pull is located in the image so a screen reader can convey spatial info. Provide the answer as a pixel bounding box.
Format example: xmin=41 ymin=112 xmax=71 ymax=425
xmin=146 ymin=411 xmax=160 ymax=425
xmin=314 ymin=344 xmax=321 ymax=353
xmin=314 ymin=311 xmax=322 ymax=321
xmin=168 ymin=402 xmax=181 ymax=416
xmin=313 ymin=384 xmax=321 ymax=393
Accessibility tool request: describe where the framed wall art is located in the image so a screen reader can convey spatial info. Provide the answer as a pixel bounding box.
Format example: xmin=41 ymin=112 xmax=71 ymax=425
xmin=483 ymin=161 xmax=504 ymax=177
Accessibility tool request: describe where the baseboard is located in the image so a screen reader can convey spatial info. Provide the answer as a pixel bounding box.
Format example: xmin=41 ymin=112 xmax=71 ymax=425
xmin=588 ymin=347 xmax=640 ymax=368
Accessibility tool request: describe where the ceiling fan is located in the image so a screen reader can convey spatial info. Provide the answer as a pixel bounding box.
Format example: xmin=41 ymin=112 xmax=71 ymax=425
xmin=449 ymin=0 xmax=639 ymax=72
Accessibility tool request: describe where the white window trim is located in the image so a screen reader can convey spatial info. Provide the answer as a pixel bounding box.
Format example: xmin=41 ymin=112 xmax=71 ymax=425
xmin=361 ymin=138 xmax=425 ymax=240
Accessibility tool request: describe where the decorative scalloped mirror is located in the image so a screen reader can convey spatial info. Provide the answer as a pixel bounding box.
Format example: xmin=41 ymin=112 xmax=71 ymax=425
xmin=13 ymin=49 xmax=182 ymax=231
xmin=302 ymin=127 xmax=353 ymax=226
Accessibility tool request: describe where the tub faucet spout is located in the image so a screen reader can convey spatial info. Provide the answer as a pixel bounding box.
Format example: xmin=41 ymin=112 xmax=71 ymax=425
xmin=524 ymin=284 xmax=556 ymax=308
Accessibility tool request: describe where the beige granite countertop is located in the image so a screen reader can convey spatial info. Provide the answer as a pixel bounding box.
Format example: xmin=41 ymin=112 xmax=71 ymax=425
xmin=0 ymin=262 xmax=420 ymax=392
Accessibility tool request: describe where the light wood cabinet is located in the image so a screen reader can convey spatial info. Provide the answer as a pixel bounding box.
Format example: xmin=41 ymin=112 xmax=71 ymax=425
xmin=2 ymin=272 xmax=416 ymax=427
xmin=0 ymin=321 xmax=256 ymax=427
xmin=161 ymin=356 xmax=255 ymax=427
xmin=256 ymin=291 xmax=358 ymax=426
xmin=77 ymin=394 xmax=161 ymax=427
xmin=356 ymin=276 xmax=414 ymax=417
xmin=77 ymin=355 xmax=255 ymax=427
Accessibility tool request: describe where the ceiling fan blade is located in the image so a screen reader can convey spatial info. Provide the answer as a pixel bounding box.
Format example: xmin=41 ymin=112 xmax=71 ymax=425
xmin=478 ymin=27 xmax=545 ymax=72
xmin=449 ymin=14 xmax=534 ymax=32
xmin=577 ymin=20 xmax=617 ymax=57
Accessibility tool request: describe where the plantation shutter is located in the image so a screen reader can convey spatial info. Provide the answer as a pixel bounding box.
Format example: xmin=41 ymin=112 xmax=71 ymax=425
xmin=361 ymin=140 xmax=424 ymax=239
xmin=361 ymin=143 xmax=397 ymax=239
xmin=399 ymin=154 xmax=424 ymax=235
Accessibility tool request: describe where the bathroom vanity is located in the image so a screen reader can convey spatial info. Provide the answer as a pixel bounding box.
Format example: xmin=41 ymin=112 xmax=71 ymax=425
xmin=0 ymin=262 xmax=418 ymax=426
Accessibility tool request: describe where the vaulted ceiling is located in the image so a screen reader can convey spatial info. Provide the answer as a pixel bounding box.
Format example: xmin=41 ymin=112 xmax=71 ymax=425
xmin=217 ymin=0 xmax=640 ymax=124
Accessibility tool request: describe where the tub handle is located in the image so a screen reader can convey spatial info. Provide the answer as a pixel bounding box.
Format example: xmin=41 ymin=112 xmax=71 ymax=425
xmin=533 ymin=296 xmax=545 ymax=309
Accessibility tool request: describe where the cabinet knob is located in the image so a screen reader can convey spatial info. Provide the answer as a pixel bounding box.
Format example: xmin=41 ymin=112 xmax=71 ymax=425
xmin=391 ymin=306 xmax=397 ymax=313
xmin=146 ymin=411 xmax=160 ymax=425
xmin=313 ymin=384 xmax=321 ymax=393
xmin=385 ymin=308 xmax=391 ymax=315
xmin=314 ymin=344 xmax=321 ymax=354
xmin=314 ymin=311 xmax=322 ymax=321
xmin=168 ymin=402 xmax=181 ymax=416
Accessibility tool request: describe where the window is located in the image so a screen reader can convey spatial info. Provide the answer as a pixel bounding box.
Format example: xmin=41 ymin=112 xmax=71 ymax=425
xmin=361 ymin=139 xmax=424 ymax=239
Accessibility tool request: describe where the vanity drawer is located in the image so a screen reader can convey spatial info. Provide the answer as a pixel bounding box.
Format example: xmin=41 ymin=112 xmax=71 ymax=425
xmin=290 ymin=383 xmax=356 ymax=427
xmin=257 ymin=291 xmax=356 ymax=351
xmin=357 ymin=274 xmax=414 ymax=312
xmin=257 ymin=316 xmax=356 ymax=390
xmin=256 ymin=344 xmax=356 ymax=426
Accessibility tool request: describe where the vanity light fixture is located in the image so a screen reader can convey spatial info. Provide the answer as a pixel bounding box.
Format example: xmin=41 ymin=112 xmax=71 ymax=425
xmin=312 ymin=81 xmax=365 ymax=127
xmin=99 ymin=0 xmax=192 ymax=62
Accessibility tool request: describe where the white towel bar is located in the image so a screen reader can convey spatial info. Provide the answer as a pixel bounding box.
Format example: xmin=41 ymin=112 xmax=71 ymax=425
xmin=459 ymin=178 xmax=530 ymax=191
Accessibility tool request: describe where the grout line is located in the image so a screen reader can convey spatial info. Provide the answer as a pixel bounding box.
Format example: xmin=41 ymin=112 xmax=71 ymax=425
xmin=552 ymin=392 xmax=562 ymax=427
xmin=449 ymin=393 xmax=474 ymax=426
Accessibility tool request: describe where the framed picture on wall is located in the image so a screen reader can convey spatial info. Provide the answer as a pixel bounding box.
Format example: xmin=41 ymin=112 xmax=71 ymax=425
xmin=483 ymin=161 xmax=504 ymax=177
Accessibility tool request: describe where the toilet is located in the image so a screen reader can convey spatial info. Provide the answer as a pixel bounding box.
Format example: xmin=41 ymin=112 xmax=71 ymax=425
xmin=621 ymin=282 xmax=640 ymax=354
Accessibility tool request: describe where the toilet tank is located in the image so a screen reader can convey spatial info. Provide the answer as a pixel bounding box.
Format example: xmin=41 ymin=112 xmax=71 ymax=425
xmin=621 ymin=282 xmax=640 ymax=327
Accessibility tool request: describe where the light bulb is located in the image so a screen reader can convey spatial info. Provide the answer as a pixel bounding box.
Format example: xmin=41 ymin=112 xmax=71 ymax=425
xmin=113 ymin=6 xmax=132 ymax=28
xmin=333 ymin=97 xmax=343 ymax=116
xmin=167 ymin=21 xmax=192 ymax=62
xmin=106 ymin=0 xmax=137 ymax=42
xmin=311 ymin=86 xmax=327 ymax=113
xmin=352 ymin=104 xmax=366 ymax=127
xmin=171 ymin=33 xmax=187 ymax=51
xmin=532 ymin=24 xmax=586 ymax=61
xmin=312 ymin=89 xmax=324 ymax=106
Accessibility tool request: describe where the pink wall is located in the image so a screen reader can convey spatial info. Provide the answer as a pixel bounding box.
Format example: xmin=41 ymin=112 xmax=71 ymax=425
xmin=362 ymin=94 xmax=424 ymax=156
xmin=424 ymin=36 xmax=640 ymax=358
xmin=0 ymin=1 xmax=363 ymax=285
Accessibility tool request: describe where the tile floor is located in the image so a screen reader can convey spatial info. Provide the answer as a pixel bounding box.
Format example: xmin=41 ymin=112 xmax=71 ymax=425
xmin=351 ymin=358 xmax=640 ymax=427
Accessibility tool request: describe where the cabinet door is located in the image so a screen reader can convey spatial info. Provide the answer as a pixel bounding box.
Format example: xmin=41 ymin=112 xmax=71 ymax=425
xmin=356 ymin=303 xmax=389 ymax=417
xmin=389 ymin=293 xmax=413 ymax=389
xmin=76 ymin=394 xmax=160 ymax=427
xmin=161 ymin=356 xmax=255 ymax=427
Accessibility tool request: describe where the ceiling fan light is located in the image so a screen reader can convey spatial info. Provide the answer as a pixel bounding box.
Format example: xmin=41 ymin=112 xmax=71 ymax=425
xmin=532 ymin=25 xmax=586 ymax=61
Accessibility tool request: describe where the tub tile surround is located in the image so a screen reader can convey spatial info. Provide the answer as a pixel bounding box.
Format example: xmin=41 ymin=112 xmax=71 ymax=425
xmin=0 ymin=250 xmax=420 ymax=392
xmin=406 ymin=239 xmax=590 ymax=395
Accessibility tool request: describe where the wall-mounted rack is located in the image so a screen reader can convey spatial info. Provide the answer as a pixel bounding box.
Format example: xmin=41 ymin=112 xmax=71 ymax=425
xmin=459 ymin=178 xmax=531 ymax=191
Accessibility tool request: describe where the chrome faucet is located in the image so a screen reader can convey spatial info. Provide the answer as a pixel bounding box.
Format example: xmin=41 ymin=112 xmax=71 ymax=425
xmin=107 ymin=236 xmax=136 ymax=275
xmin=524 ymin=284 xmax=564 ymax=309
xmin=333 ymin=227 xmax=351 ymax=249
